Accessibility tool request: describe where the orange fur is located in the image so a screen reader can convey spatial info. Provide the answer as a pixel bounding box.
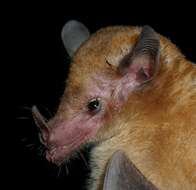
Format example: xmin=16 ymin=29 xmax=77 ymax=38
xmin=59 ymin=26 xmax=196 ymax=190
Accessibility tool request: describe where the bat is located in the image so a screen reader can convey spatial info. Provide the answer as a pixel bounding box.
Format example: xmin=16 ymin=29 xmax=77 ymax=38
xmin=32 ymin=20 xmax=196 ymax=190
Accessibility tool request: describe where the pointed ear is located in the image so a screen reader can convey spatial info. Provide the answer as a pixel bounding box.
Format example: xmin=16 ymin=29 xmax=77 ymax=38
xmin=103 ymin=150 xmax=158 ymax=190
xmin=118 ymin=25 xmax=160 ymax=83
xmin=61 ymin=20 xmax=90 ymax=57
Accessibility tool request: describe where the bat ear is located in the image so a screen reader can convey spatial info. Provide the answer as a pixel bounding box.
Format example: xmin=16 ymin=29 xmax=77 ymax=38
xmin=103 ymin=150 xmax=158 ymax=190
xmin=118 ymin=25 xmax=160 ymax=84
xmin=61 ymin=20 xmax=90 ymax=57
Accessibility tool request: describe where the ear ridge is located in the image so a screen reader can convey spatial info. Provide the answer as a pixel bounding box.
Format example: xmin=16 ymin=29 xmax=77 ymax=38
xmin=103 ymin=150 xmax=159 ymax=190
xmin=118 ymin=25 xmax=160 ymax=82
xmin=134 ymin=25 xmax=160 ymax=58
xmin=61 ymin=20 xmax=90 ymax=57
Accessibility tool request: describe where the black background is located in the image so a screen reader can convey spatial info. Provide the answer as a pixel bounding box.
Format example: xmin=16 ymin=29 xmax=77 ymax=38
xmin=11 ymin=2 xmax=196 ymax=190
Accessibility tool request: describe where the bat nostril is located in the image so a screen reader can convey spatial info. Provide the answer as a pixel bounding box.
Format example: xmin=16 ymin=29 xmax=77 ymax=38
xmin=40 ymin=132 xmax=58 ymax=149
xmin=47 ymin=134 xmax=57 ymax=147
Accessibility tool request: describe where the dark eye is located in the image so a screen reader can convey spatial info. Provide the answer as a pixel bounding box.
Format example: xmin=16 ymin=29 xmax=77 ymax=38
xmin=87 ymin=98 xmax=101 ymax=114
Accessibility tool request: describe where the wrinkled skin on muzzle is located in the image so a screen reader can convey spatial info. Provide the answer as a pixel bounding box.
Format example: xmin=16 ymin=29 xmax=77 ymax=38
xmin=32 ymin=106 xmax=103 ymax=164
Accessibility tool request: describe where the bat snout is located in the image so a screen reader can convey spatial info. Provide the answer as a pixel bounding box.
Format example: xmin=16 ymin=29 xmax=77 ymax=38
xmin=32 ymin=105 xmax=100 ymax=164
xmin=32 ymin=105 xmax=51 ymax=145
xmin=32 ymin=106 xmax=49 ymax=132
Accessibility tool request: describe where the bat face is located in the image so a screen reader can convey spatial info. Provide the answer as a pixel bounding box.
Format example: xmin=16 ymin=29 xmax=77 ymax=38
xmin=32 ymin=57 xmax=127 ymax=164
xmin=33 ymin=76 xmax=112 ymax=164
xmin=32 ymin=21 xmax=160 ymax=164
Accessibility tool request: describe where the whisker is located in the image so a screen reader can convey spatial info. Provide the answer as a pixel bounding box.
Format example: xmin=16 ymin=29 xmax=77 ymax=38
xmin=65 ymin=165 xmax=69 ymax=175
xmin=19 ymin=106 xmax=32 ymax=111
xmin=16 ymin=117 xmax=31 ymax=120
xmin=59 ymin=162 xmax=70 ymax=176
xmin=26 ymin=143 xmax=35 ymax=147
xmin=25 ymin=143 xmax=36 ymax=150
xmin=37 ymin=145 xmax=46 ymax=156
xmin=78 ymin=151 xmax=89 ymax=169
xmin=57 ymin=165 xmax=62 ymax=177
xmin=21 ymin=137 xmax=28 ymax=142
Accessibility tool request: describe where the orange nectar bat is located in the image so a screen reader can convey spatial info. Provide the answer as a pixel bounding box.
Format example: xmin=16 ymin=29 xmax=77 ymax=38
xmin=32 ymin=20 xmax=196 ymax=190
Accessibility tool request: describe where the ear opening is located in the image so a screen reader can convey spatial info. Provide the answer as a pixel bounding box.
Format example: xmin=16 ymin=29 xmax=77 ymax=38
xmin=118 ymin=25 xmax=160 ymax=84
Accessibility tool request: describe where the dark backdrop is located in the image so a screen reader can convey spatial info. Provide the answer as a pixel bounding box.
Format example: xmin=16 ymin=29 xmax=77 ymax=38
xmin=12 ymin=3 xmax=196 ymax=190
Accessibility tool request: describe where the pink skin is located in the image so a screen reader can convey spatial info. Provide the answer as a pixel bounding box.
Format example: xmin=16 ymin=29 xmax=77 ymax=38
xmin=45 ymin=111 xmax=103 ymax=164
xmin=37 ymin=62 xmax=150 ymax=165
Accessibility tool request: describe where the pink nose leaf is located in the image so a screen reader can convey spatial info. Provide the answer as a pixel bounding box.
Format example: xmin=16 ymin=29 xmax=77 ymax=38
xmin=32 ymin=105 xmax=49 ymax=136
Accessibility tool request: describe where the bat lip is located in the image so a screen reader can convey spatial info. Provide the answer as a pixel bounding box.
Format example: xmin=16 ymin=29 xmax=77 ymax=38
xmin=46 ymin=145 xmax=74 ymax=165
xmin=45 ymin=133 xmax=91 ymax=165
xmin=42 ymin=107 xmax=103 ymax=164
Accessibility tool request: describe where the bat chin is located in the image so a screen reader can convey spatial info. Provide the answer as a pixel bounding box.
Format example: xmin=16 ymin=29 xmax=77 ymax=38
xmin=45 ymin=137 xmax=90 ymax=165
xmin=46 ymin=145 xmax=77 ymax=165
xmin=44 ymin=124 xmax=101 ymax=165
xmin=46 ymin=149 xmax=66 ymax=165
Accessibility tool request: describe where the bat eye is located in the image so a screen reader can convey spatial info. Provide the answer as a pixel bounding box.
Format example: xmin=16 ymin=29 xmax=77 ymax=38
xmin=87 ymin=98 xmax=101 ymax=114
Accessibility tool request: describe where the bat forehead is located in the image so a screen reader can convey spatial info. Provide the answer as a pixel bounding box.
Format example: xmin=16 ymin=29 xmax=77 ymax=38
xmin=66 ymin=26 xmax=141 ymax=91
xmin=63 ymin=26 xmax=151 ymax=114
xmin=73 ymin=26 xmax=141 ymax=69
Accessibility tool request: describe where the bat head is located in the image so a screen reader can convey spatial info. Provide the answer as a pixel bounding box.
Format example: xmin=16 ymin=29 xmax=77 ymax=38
xmin=32 ymin=20 xmax=160 ymax=164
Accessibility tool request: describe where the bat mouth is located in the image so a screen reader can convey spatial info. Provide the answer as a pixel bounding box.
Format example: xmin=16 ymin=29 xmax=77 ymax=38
xmin=45 ymin=134 xmax=91 ymax=165
xmin=46 ymin=146 xmax=73 ymax=165
xmin=32 ymin=105 xmax=102 ymax=165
